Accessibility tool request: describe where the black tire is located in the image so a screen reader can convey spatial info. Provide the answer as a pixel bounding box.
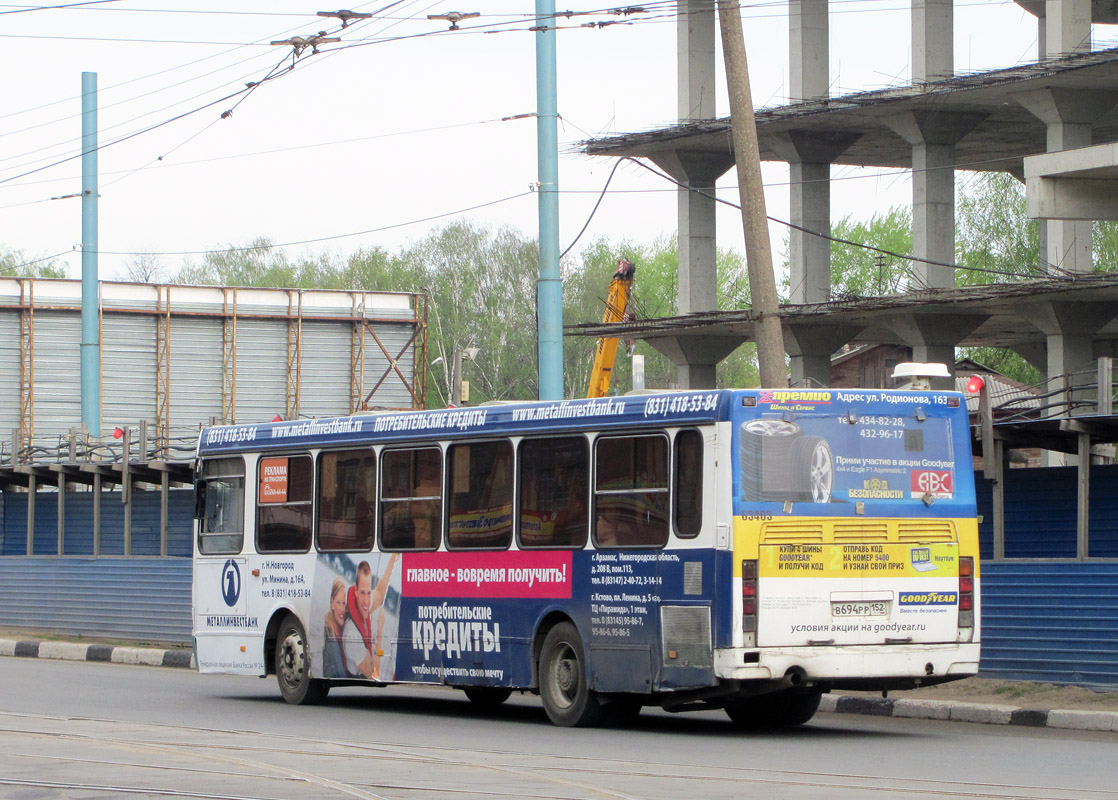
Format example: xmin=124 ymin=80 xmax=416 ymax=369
xmin=740 ymin=419 xmax=802 ymax=502
xmin=725 ymin=689 xmax=822 ymax=728
xmin=463 ymin=686 xmax=513 ymax=706
xmin=789 ymin=436 xmax=834 ymax=503
xmin=539 ymin=622 xmax=603 ymax=727
xmin=276 ymin=614 xmax=329 ymax=705
xmin=605 ymin=698 xmax=643 ymax=727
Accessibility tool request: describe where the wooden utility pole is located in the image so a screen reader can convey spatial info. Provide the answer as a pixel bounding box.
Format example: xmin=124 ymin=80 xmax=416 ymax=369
xmin=717 ymin=0 xmax=787 ymax=388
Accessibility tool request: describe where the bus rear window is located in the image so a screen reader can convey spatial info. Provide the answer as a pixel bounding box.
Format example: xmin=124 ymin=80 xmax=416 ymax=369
xmin=257 ymin=455 xmax=313 ymax=553
xmin=197 ymin=457 xmax=245 ymax=555
xmin=594 ymin=434 xmax=669 ymax=548
xmin=317 ymin=449 xmax=376 ymax=552
xmin=519 ymin=436 xmax=588 ymax=549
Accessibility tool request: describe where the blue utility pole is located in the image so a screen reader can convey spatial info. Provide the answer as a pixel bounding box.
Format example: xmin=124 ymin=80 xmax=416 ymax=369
xmin=81 ymin=72 xmax=101 ymax=438
xmin=535 ymin=0 xmax=563 ymax=400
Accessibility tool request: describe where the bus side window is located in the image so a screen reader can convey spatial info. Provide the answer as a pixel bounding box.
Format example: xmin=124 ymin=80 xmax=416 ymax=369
xmin=447 ymin=440 xmax=513 ymax=550
xmin=197 ymin=457 xmax=245 ymax=555
xmin=379 ymin=448 xmax=442 ymax=551
xmin=594 ymin=434 xmax=669 ymax=549
xmin=257 ymin=455 xmax=314 ymax=553
xmin=518 ymin=436 xmax=588 ymax=549
xmin=674 ymin=430 xmax=703 ymax=538
xmin=317 ymin=449 xmax=376 ymax=552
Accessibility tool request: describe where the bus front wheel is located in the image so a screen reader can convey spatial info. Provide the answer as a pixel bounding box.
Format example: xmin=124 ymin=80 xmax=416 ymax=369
xmin=539 ymin=622 xmax=603 ymax=727
xmin=276 ymin=614 xmax=329 ymax=705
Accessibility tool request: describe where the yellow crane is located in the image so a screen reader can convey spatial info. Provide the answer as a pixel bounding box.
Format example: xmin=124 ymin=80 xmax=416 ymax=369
xmin=586 ymin=258 xmax=635 ymax=398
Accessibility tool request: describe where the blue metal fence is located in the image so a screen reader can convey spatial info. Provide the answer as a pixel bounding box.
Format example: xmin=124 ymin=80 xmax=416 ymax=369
xmin=0 ymin=556 xmax=192 ymax=642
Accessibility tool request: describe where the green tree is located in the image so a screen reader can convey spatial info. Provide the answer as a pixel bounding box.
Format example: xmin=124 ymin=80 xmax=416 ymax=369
xmin=825 ymin=208 xmax=913 ymax=298
xmin=1 ymin=246 xmax=67 ymax=278
xmin=955 ymin=172 xmax=1039 ymax=284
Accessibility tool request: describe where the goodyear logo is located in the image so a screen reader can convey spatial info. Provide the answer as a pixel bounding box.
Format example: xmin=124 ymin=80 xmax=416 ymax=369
xmin=899 ymin=592 xmax=958 ymax=606
xmin=759 ymin=390 xmax=832 ymax=404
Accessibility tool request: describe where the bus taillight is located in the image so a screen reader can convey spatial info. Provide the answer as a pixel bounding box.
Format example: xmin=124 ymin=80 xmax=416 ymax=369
xmin=742 ymin=559 xmax=758 ymax=646
xmin=958 ymin=557 xmax=975 ymax=631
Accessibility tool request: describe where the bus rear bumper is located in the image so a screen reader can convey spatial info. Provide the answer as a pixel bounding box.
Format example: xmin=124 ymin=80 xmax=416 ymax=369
xmin=714 ymin=644 xmax=981 ymax=687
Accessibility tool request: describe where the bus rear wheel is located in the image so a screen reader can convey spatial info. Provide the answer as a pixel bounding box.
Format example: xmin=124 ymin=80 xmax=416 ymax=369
xmin=276 ymin=614 xmax=329 ymax=705
xmin=724 ymin=689 xmax=821 ymax=728
xmin=539 ymin=622 xmax=603 ymax=727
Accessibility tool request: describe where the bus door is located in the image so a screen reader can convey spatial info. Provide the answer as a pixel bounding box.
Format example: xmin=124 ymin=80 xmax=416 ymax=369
xmin=656 ymin=428 xmax=717 ymax=689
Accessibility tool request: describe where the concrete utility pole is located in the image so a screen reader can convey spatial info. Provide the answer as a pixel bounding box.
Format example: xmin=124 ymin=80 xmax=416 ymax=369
xmin=80 ymin=71 xmax=101 ymax=438
xmin=716 ymin=0 xmax=787 ymax=388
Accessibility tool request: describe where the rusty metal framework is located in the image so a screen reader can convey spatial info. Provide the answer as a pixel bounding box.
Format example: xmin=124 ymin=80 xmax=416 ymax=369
xmin=221 ymin=288 xmax=237 ymax=424
xmin=154 ymin=285 xmax=171 ymax=455
xmin=350 ymin=294 xmax=366 ymax=414
xmin=17 ymin=280 xmax=33 ymax=461
xmin=361 ymin=293 xmax=428 ymax=411
xmin=285 ymin=289 xmax=302 ymax=420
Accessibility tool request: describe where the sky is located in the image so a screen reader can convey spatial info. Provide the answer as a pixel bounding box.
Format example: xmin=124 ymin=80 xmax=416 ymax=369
xmin=0 ymin=1 xmax=1086 ymax=282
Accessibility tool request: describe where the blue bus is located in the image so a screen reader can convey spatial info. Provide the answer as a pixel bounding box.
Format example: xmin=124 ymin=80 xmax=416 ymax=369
xmin=192 ymin=388 xmax=979 ymax=727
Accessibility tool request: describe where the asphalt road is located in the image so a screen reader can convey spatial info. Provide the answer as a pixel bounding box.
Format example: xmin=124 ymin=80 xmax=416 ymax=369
xmin=2 ymin=657 xmax=1115 ymax=800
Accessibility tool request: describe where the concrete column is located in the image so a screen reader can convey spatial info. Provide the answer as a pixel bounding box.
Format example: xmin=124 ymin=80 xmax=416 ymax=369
xmin=790 ymin=0 xmax=828 ymax=102
xmin=672 ymin=1 xmax=726 ymax=389
xmin=647 ymin=334 xmax=743 ymax=389
xmin=1016 ymin=89 xmax=1118 ymax=273
xmin=912 ymin=0 xmax=953 ymax=82
xmin=771 ymin=131 xmax=861 ymax=304
xmin=1045 ymin=0 xmax=1091 ymax=58
xmin=678 ymin=176 xmax=718 ymax=315
xmin=1022 ymin=301 xmax=1118 ymax=417
xmin=678 ymin=0 xmax=717 ymax=120
xmin=885 ymin=112 xmax=985 ymax=289
xmin=883 ymin=312 xmax=988 ymax=389
xmin=785 ymin=324 xmax=863 ymax=387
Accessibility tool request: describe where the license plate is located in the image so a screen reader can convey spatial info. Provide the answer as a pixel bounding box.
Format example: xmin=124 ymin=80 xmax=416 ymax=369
xmin=831 ymin=601 xmax=889 ymax=617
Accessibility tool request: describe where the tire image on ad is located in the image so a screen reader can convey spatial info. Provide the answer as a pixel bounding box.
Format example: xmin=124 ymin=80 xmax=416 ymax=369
xmin=739 ymin=419 xmax=802 ymax=502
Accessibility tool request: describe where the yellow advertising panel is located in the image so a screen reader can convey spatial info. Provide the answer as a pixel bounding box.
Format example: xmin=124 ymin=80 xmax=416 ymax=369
xmin=759 ymin=542 xmax=958 ymax=579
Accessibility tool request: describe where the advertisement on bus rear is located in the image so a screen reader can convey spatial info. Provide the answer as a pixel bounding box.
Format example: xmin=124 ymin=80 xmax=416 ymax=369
xmin=732 ymin=388 xmax=975 ymax=517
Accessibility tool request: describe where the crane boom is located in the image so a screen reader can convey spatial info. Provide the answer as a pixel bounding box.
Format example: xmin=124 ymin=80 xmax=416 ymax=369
xmin=586 ymin=258 xmax=635 ymax=398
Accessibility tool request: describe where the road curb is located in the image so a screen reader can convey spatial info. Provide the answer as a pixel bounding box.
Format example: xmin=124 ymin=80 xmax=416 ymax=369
xmin=821 ymin=693 xmax=1118 ymax=732
xmin=0 ymin=637 xmax=195 ymax=670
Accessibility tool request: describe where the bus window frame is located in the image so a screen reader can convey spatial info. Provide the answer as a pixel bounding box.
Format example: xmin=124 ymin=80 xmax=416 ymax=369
xmin=672 ymin=428 xmax=704 ymax=539
xmin=592 ymin=431 xmax=671 ymax=550
xmin=196 ymin=456 xmax=246 ymax=556
xmin=516 ymin=434 xmax=590 ymax=551
xmin=378 ymin=445 xmax=444 ymax=552
xmin=315 ymin=447 xmax=377 ymax=554
xmin=255 ymin=452 xmax=315 ymax=555
xmin=446 ymin=438 xmax=515 ymax=551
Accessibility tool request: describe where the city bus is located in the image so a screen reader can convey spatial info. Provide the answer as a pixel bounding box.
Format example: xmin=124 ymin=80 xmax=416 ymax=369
xmin=192 ymin=387 xmax=979 ymax=727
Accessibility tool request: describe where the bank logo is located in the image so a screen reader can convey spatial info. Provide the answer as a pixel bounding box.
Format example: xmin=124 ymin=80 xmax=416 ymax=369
xmin=221 ymin=559 xmax=241 ymax=607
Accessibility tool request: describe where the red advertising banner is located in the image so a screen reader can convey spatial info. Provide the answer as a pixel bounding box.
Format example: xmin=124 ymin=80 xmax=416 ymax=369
xmin=402 ymin=551 xmax=573 ymax=599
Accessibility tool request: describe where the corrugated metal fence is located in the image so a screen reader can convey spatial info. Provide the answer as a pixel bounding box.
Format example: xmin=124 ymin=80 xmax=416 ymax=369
xmin=0 ymin=556 xmax=192 ymax=642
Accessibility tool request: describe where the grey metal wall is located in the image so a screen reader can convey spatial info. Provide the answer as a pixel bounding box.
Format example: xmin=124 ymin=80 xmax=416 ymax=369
xmin=30 ymin=311 xmax=82 ymax=451
xmin=103 ymin=313 xmax=158 ymax=434
xmin=0 ymin=312 xmax=19 ymax=450
xmin=234 ymin=319 xmax=288 ymax=424
xmin=0 ymin=556 xmax=192 ymax=642
xmin=169 ymin=316 xmax=224 ymax=429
